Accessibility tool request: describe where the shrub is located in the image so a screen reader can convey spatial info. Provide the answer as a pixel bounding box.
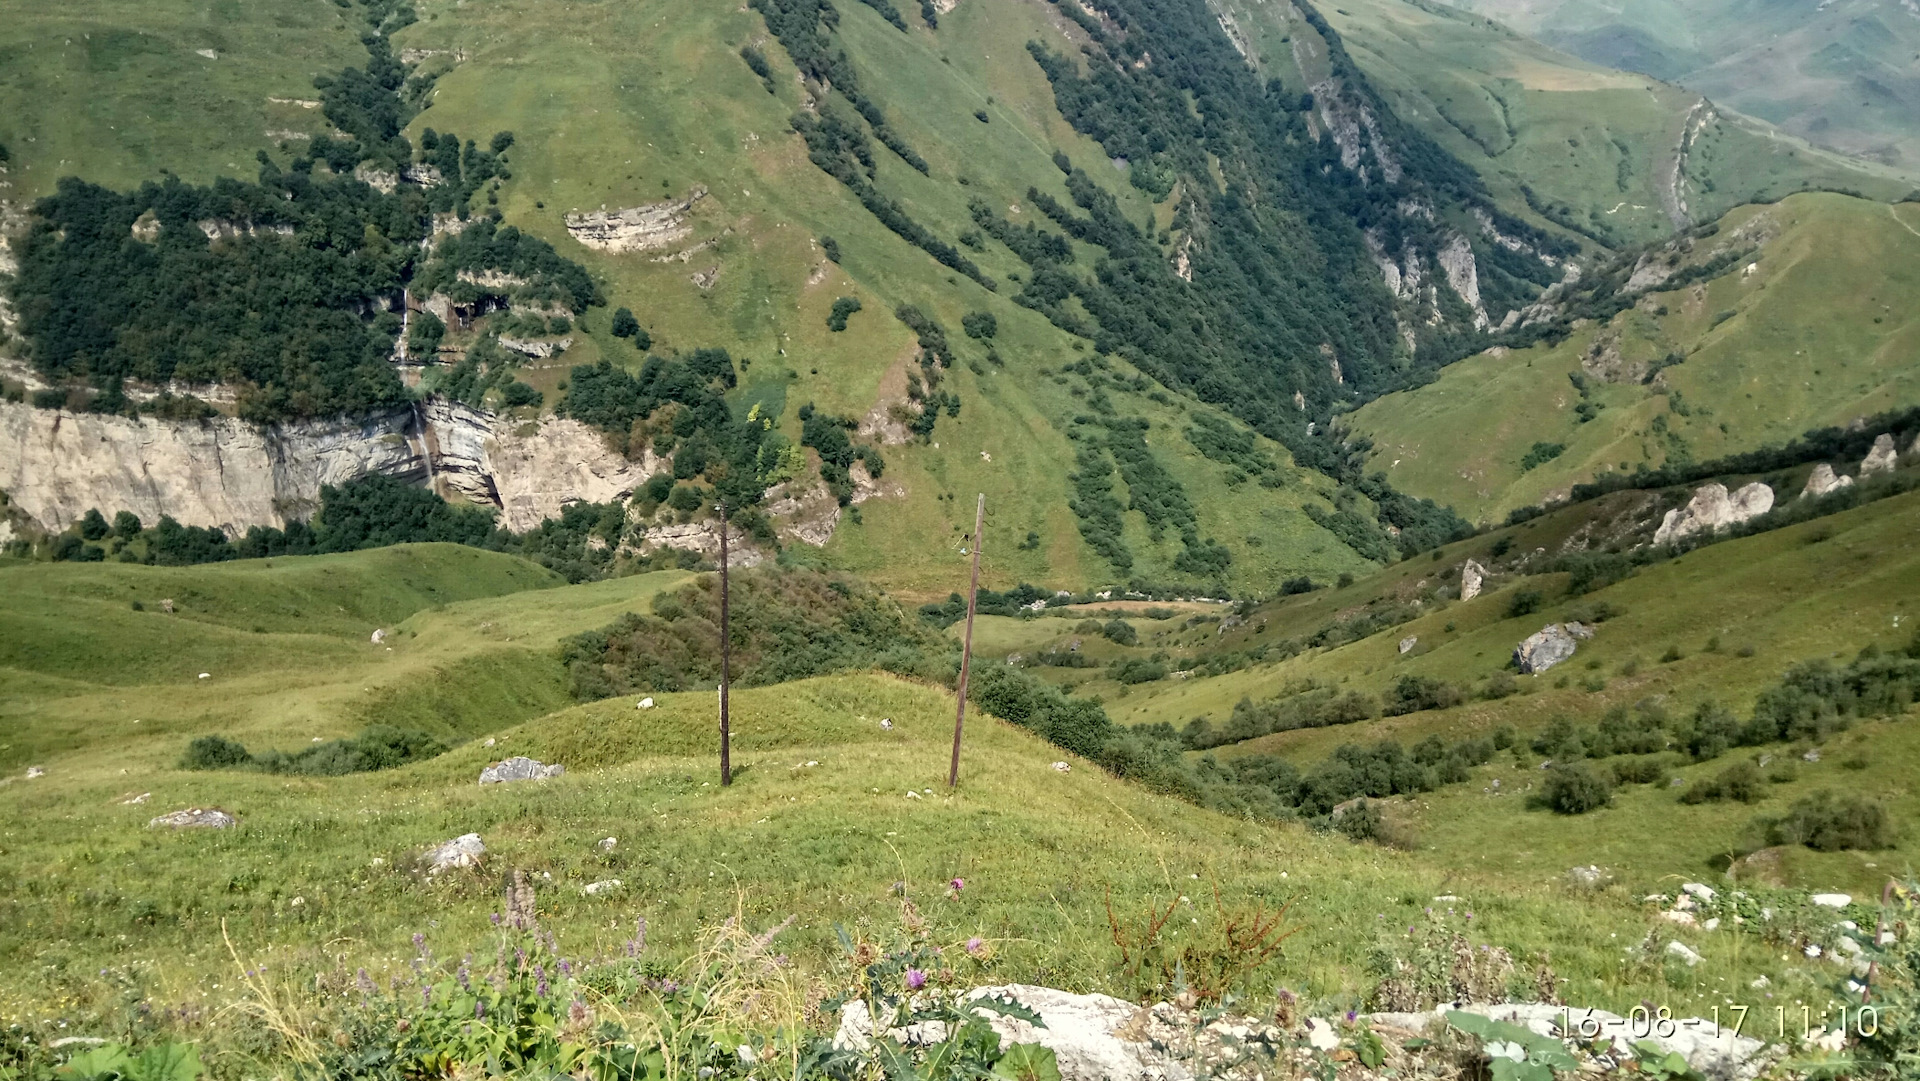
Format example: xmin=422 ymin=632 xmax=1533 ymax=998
xmin=1111 ymin=657 xmax=1168 ymax=684
xmin=1679 ymin=760 xmax=1763 ymax=804
xmin=1335 ymin=799 xmax=1383 ymax=841
xmin=1280 ymin=576 xmax=1315 ymax=595
xmin=1101 ymin=619 xmax=1137 ymax=646
xmin=1541 ymin=762 xmax=1612 ymax=814
xmin=1382 ymin=675 xmax=1464 ymax=716
xmin=1479 ymin=671 xmax=1518 ymax=700
xmin=610 ymin=307 xmax=640 ymax=338
xmin=826 ymin=296 xmax=863 ymax=332
xmin=1519 ymin=441 xmax=1565 ymax=472
xmin=180 ymin=735 xmax=255 ymax=771
xmin=961 ymin=311 xmax=997 ymax=339
xmin=1609 ymin=755 xmax=1669 ymax=786
xmin=1506 ymin=589 xmax=1543 ymax=618
xmin=820 ymin=235 xmax=841 ymax=262
xmin=1760 ymin=792 xmax=1892 ymax=851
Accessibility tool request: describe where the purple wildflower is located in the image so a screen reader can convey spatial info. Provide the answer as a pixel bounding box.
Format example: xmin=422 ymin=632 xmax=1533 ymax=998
xmin=906 ymin=969 xmax=927 ymax=991
xmin=490 ymin=912 xmax=502 ymax=927
xmin=536 ymin=964 xmax=549 ymax=997
xmin=1346 ymin=1010 xmax=1357 ymax=1023
xmin=413 ymin=932 xmax=426 ymax=954
xmin=559 ymin=959 xmax=573 ymax=976
xmin=475 ymin=1000 xmax=486 ymax=1020
xmin=966 ymin=937 xmax=985 ymax=956
xmin=356 ymin=968 xmax=374 ymax=994
xmin=422 ymin=987 xmax=432 ymax=1007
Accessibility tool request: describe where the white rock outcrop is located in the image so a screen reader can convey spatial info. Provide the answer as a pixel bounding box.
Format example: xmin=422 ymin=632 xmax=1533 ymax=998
xmin=0 ymin=397 xmax=655 ymax=535
xmin=1860 ymin=433 xmax=1898 ymax=477
xmin=1460 ymin=558 xmax=1487 ymax=601
xmin=1651 ymin=482 xmax=1773 ymax=545
xmin=478 ymin=756 xmax=564 ymax=784
xmin=1802 ymin=463 xmax=1854 ymax=499
xmin=565 ymin=187 xmax=708 ymax=253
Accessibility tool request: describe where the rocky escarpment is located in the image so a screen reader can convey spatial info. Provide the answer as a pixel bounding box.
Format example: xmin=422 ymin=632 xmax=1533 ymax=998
xmin=0 ymin=397 xmax=656 ymax=535
xmin=564 ymin=187 xmax=708 ymax=253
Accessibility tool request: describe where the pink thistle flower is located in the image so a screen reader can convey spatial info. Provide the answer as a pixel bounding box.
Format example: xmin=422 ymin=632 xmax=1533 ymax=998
xmin=906 ymin=968 xmax=927 ymax=991
xmin=965 ymin=937 xmax=985 ymax=956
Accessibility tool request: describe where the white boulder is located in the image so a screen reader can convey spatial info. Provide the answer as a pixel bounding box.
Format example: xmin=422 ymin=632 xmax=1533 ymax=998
xmin=1461 ymin=558 xmax=1487 ymax=601
xmin=148 ymin=808 xmax=236 ymax=829
xmin=1514 ymin=624 xmax=1579 ymax=674
xmin=423 ymin=833 xmax=485 ymax=873
xmin=1860 ymin=433 xmax=1898 ymax=477
xmin=1811 ymin=893 xmax=1852 ymax=908
xmin=1398 ymin=636 xmax=1418 ymax=654
xmin=1802 ymin=463 xmax=1854 ymax=499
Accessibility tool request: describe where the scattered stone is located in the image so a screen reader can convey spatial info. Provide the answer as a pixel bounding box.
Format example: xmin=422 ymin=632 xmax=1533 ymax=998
xmin=880 ymin=718 xmax=894 ymax=730
xmin=1666 ymin=941 xmax=1703 ymax=966
xmin=1566 ymin=865 xmax=1608 ymax=888
xmin=423 ymin=833 xmax=485 ymax=873
xmin=149 ymin=808 xmax=236 ymax=829
xmin=370 ymin=628 xmax=386 ymax=644
xmin=161 ymin=599 xmax=175 ymax=614
xmin=1860 ymin=433 xmax=1898 ymax=476
xmin=25 ymin=766 xmax=45 ymax=779
xmin=1564 ymin=621 xmax=1594 ymax=640
xmin=197 ymin=673 xmax=211 ymax=680
xmin=1302 ymin=1017 xmax=1340 ymax=1052
xmin=1681 ymin=882 xmax=1716 ymax=901
xmin=484 ymin=737 xmax=496 ymax=748
xmin=1704 ymin=917 xmax=1721 ymax=931
xmin=1371 ymin=1002 xmax=1763 ymax=1079
xmin=1661 ymin=910 xmax=1698 ymax=926
xmin=904 ymin=790 xmax=922 ymax=799
xmin=1802 ymin=462 xmax=1854 ymax=499
xmin=1750 ymin=975 xmax=1770 ymax=989
xmin=1460 ymin=558 xmax=1487 ymax=601
xmin=478 ymin=756 xmax=564 ymax=784
xmin=1398 ymin=635 xmax=1418 ymax=654
xmin=583 ymin=879 xmax=623 ymax=896
xmin=120 ymin=792 xmax=151 ymax=805
xmin=1802 ymin=748 xmax=1821 ymax=762
xmin=637 ymin=697 xmax=656 ymax=709
xmin=596 ymin=836 xmax=617 ymax=853
xmin=1513 ymin=624 xmax=1579 ymax=674
xmin=1811 ymin=893 xmax=1851 ymax=908
xmin=1652 ymin=482 xmax=1774 ymax=545
xmin=1052 ymin=761 xmax=1072 ymax=772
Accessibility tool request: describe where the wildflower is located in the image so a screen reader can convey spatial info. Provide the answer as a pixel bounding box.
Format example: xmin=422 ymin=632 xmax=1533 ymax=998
xmin=536 ymin=964 xmax=550 ymax=997
xmin=413 ymin=932 xmax=426 ymax=954
xmin=558 ymin=959 xmax=573 ymax=976
xmin=475 ymin=1000 xmax=486 ymax=1020
xmin=490 ymin=912 xmax=502 ymax=927
xmin=457 ymin=962 xmax=472 ymax=992
xmin=966 ymin=937 xmax=985 ymax=956
xmin=906 ymin=969 xmax=927 ymax=991
xmin=1345 ymin=1010 xmax=1357 ymax=1023
xmin=356 ymin=968 xmax=374 ymax=994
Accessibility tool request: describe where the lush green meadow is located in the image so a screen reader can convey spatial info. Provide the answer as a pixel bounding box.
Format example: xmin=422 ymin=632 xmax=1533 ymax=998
xmin=0 ymin=542 xmax=1873 ymax=1042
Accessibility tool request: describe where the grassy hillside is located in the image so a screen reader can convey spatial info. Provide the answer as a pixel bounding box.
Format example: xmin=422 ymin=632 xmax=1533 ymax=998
xmin=1347 ymin=193 xmax=1920 ymax=522
xmin=1435 ymin=0 xmax=1920 ymax=176
xmin=1210 ymin=0 xmax=1913 ymax=248
xmin=0 ymin=546 xmax=1866 ymax=1039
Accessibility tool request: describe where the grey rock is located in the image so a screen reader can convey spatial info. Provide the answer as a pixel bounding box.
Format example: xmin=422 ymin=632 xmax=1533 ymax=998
xmin=841 ymin=985 xmax=1182 ymax=1081
xmin=583 ymin=879 xmax=623 ymax=896
xmin=1564 ymin=621 xmax=1594 ymax=640
xmin=1460 ymin=558 xmax=1487 ymax=601
xmin=478 ymin=756 xmax=564 ymax=784
xmin=148 ymin=808 xmax=236 ymax=829
xmin=1802 ymin=462 xmax=1855 ymax=498
xmin=1514 ymin=624 xmax=1579 ymax=674
xmin=596 ymin=836 xmax=617 ymax=853
xmin=423 ymin=833 xmax=485 ymax=873
xmin=1861 ymin=433 xmax=1898 ymax=477
xmin=1398 ymin=635 xmax=1418 ymax=654
xmin=1567 ymin=865 xmax=1608 ymax=888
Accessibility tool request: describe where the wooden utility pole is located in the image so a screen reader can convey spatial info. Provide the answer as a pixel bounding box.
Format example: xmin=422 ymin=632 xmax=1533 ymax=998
xmin=718 ymin=503 xmax=732 ymax=786
xmin=948 ymin=494 xmax=985 ymax=788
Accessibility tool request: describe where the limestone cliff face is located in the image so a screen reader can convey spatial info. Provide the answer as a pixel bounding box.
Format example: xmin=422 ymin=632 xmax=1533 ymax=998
xmin=0 ymin=397 xmax=656 ymax=535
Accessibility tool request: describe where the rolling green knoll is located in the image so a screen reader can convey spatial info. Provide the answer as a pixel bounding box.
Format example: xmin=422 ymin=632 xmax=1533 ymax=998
xmin=1348 ymin=193 xmax=1920 ymax=523
xmin=1208 ymin=0 xmax=1910 ymax=249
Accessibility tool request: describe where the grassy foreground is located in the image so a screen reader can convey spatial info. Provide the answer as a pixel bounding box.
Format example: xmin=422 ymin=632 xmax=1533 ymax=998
xmin=0 ymin=545 xmax=1859 ymax=1045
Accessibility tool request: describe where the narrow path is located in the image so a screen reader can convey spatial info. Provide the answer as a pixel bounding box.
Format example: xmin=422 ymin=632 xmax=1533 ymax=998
xmin=1892 ymin=203 xmax=1920 ymax=240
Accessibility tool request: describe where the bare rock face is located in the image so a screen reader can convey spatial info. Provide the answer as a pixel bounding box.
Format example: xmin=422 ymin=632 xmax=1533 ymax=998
xmin=1802 ymin=463 xmax=1855 ymax=498
xmin=1398 ymin=636 xmax=1418 ymax=654
xmin=1460 ymin=558 xmax=1487 ymax=601
xmin=565 ymin=187 xmax=708 ymax=253
xmin=0 ymin=396 xmax=657 ymax=535
xmin=1514 ymin=624 xmax=1579 ymax=674
xmin=478 ymin=757 xmax=563 ymax=784
xmin=149 ymin=808 xmax=236 ymax=829
xmin=1651 ymin=482 xmax=1773 ymax=545
xmin=1860 ymin=433 xmax=1899 ymax=477
xmin=1436 ymin=233 xmax=1490 ymax=330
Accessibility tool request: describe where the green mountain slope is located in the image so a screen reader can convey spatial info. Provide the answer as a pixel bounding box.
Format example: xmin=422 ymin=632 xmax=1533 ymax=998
xmin=1209 ymin=0 xmax=1913 ymax=248
xmin=1346 ymin=193 xmax=1920 ymax=522
xmin=1434 ymin=0 xmax=1920 ymax=176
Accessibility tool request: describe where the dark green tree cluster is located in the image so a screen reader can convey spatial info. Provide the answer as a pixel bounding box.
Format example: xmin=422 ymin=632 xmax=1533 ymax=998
xmin=916 ymin=582 xmax=1055 ymax=626
xmin=429 ymin=336 xmax=541 ymax=409
xmin=312 ymin=0 xmax=430 ymax=172
xmin=826 ymin=296 xmax=863 ymax=331
xmin=559 ymin=351 xmax=784 ymax=513
xmin=412 ymin=218 xmax=600 ymax=313
xmin=1067 ymin=444 xmax=1132 ymax=573
xmin=854 ymin=0 xmax=909 ymax=31
xmin=561 ymin=567 xmax=949 ymax=699
xmin=893 ymin=305 xmax=960 ymax=437
xmin=1181 ymin=686 xmax=1379 ymax=750
xmin=798 ymin=402 xmax=885 ymax=504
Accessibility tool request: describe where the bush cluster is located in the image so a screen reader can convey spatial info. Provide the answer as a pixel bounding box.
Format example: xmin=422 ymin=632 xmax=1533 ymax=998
xmin=181 ymin=725 xmax=446 ymax=776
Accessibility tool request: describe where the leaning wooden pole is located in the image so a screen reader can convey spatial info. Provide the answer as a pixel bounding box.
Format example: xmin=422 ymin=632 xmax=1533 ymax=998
xmin=948 ymin=494 xmax=986 ymax=788
xmin=718 ymin=503 xmax=732 ymax=787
